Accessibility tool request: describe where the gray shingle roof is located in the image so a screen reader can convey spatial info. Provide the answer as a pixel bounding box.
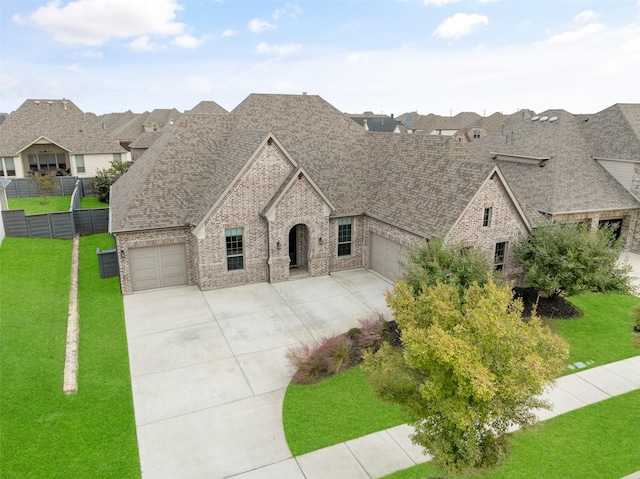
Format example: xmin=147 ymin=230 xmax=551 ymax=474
xmin=187 ymin=101 xmax=228 ymax=115
xmin=110 ymin=94 xmax=521 ymax=237
xmin=109 ymin=108 xmax=181 ymax=142
xmin=0 ymin=99 xmax=125 ymax=156
xmin=465 ymin=109 xmax=640 ymax=214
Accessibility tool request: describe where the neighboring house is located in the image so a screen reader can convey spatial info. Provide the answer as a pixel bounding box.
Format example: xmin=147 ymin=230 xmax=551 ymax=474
xmin=349 ymin=113 xmax=401 ymax=133
xmin=0 ymin=99 xmax=129 ymax=179
xmin=106 ymin=108 xmax=182 ymax=160
xmin=110 ymin=93 xmax=536 ymax=293
xmin=465 ymin=106 xmax=640 ymax=251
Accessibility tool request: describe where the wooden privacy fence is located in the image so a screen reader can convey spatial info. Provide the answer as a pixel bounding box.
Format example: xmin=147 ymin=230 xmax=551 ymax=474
xmin=2 ymin=179 xmax=109 ymax=239
xmin=2 ymin=176 xmax=93 ymax=198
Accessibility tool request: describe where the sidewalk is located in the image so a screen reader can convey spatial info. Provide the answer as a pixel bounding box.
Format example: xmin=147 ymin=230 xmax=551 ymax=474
xmin=229 ymin=355 xmax=640 ymax=479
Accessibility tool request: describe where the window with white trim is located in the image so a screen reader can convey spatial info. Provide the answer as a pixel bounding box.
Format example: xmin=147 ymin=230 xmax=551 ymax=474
xmin=483 ymin=207 xmax=492 ymax=227
xmin=76 ymin=155 xmax=85 ymax=173
xmin=473 ymin=129 xmax=481 ymax=139
xmin=113 ymin=153 xmax=122 ymax=162
xmin=337 ymin=218 xmax=352 ymax=256
xmin=1 ymin=157 xmax=15 ymax=177
xmin=225 ymin=228 xmax=244 ymax=270
xmin=494 ymin=242 xmax=506 ymax=271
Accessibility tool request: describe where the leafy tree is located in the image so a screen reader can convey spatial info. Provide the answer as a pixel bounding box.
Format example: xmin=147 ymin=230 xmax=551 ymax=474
xmin=92 ymin=159 xmax=129 ymax=203
xmin=514 ymin=223 xmax=631 ymax=298
xmin=363 ymin=278 xmax=568 ymax=473
xmin=27 ymin=172 xmax=59 ymax=205
xmin=402 ymin=238 xmax=496 ymax=297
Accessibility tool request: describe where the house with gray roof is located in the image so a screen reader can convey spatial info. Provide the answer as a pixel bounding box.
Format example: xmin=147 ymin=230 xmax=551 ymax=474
xmin=110 ymin=93 xmax=534 ymax=293
xmin=0 ymin=99 xmax=128 ymax=178
xmin=465 ymin=106 xmax=640 ymax=251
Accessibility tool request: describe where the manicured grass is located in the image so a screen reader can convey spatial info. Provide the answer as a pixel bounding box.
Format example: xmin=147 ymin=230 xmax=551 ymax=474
xmin=283 ymin=366 xmax=411 ymax=456
xmin=0 ymin=235 xmax=140 ymax=478
xmin=7 ymin=195 xmax=71 ymax=214
xmin=80 ymin=195 xmax=109 ymax=209
xmin=382 ymin=389 xmax=640 ymax=479
xmin=283 ymin=293 xmax=640 ymax=456
xmin=556 ymin=294 xmax=640 ymax=372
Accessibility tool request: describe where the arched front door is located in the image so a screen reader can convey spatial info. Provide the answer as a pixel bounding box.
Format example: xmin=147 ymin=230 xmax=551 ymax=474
xmin=288 ymin=224 xmax=309 ymax=271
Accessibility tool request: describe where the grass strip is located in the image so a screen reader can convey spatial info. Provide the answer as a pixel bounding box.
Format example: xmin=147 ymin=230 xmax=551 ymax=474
xmin=283 ymin=366 xmax=411 ymax=456
xmin=0 ymin=235 xmax=140 ymax=478
xmin=8 ymin=196 xmax=71 ymax=214
xmin=80 ymin=196 xmax=109 ymax=209
xmin=382 ymin=389 xmax=640 ymax=479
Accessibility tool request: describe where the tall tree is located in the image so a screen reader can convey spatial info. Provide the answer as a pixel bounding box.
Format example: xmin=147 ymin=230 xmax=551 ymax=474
xmin=363 ymin=278 xmax=568 ymax=473
xmin=514 ymin=223 xmax=631 ymax=298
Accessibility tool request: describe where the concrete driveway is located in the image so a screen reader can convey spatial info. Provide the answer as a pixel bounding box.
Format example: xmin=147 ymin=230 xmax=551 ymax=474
xmin=123 ymin=269 xmax=393 ymax=479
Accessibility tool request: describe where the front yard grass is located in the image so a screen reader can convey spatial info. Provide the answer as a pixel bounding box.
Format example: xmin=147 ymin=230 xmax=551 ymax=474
xmin=7 ymin=195 xmax=71 ymax=214
xmin=0 ymin=235 xmax=140 ymax=478
xmin=283 ymin=293 xmax=640 ymax=457
xmin=382 ymin=389 xmax=640 ymax=479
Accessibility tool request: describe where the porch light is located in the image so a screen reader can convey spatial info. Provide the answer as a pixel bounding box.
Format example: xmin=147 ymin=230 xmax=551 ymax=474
xmin=120 ymin=249 xmax=126 ymax=258
xmin=276 ymin=241 xmax=281 ymax=250
xmin=318 ymin=237 xmax=323 ymax=245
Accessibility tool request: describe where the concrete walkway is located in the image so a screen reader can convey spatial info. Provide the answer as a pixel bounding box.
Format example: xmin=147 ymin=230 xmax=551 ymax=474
xmin=123 ymin=267 xmax=640 ymax=479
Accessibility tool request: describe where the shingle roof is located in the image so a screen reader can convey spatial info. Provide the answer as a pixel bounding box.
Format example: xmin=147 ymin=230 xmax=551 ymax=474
xmin=187 ymin=101 xmax=228 ymax=115
xmin=109 ymin=108 xmax=181 ymax=142
xmin=110 ymin=94 xmax=519 ymax=236
xmin=350 ymin=116 xmax=400 ymax=133
xmin=0 ymin=99 xmax=125 ymax=155
xmin=579 ymin=103 xmax=640 ymax=163
xmin=465 ymin=109 xmax=640 ymax=214
xmin=366 ymin=133 xmax=495 ymax=238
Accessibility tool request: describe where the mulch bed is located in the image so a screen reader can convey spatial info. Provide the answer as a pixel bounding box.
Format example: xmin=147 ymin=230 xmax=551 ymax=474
xmin=513 ymin=287 xmax=582 ymax=319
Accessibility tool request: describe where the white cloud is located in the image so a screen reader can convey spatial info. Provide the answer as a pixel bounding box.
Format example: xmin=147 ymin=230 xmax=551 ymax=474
xmin=129 ymin=36 xmax=157 ymax=52
xmin=543 ymin=23 xmax=604 ymax=45
xmin=273 ymin=3 xmax=302 ymax=20
xmin=248 ymin=18 xmax=275 ymax=34
xmin=171 ymin=34 xmax=202 ymax=49
xmin=67 ymin=64 xmax=85 ymax=73
xmin=574 ymin=10 xmax=599 ymax=23
xmin=346 ymin=52 xmax=370 ymax=64
xmin=222 ymin=28 xmax=237 ymax=37
xmin=434 ymin=13 xmax=489 ymax=40
xmin=12 ymin=0 xmax=185 ymax=46
xmin=423 ymin=0 xmax=457 ymax=5
xmin=256 ymin=42 xmax=302 ymax=56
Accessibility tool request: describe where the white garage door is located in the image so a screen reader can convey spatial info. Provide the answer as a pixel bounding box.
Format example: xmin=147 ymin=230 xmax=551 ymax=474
xmin=130 ymin=244 xmax=187 ymax=292
xmin=370 ymin=233 xmax=408 ymax=281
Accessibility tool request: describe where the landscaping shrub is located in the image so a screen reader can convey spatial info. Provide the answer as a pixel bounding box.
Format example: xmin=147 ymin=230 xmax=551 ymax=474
xmin=287 ymin=343 xmax=326 ymax=385
xmin=322 ymin=335 xmax=353 ymax=374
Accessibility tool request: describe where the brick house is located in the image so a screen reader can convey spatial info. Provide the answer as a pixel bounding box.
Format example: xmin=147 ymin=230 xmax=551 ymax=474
xmin=0 ymin=99 xmax=128 ymax=178
xmin=110 ymin=94 xmax=538 ymax=293
xmin=465 ymin=106 xmax=640 ymax=251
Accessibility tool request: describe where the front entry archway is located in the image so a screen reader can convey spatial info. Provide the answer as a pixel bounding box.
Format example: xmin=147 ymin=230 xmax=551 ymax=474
xmin=288 ymin=224 xmax=309 ymax=276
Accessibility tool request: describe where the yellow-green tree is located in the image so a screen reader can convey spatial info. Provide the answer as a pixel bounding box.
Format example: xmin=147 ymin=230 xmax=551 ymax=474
xmin=363 ymin=278 xmax=569 ymax=473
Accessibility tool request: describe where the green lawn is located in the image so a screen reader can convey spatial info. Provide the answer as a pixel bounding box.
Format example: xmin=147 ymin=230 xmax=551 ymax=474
xmin=283 ymin=366 xmax=411 ymax=456
xmin=0 ymin=235 xmax=140 ymax=478
xmin=8 ymin=195 xmax=71 ymax=214
xmin=382 ymin=389 xmax=640 ymax=479
xmin=80 ymin=195 xmax=109 ymax=209
xmin=283 ymin=293 xmax=640 ymax=456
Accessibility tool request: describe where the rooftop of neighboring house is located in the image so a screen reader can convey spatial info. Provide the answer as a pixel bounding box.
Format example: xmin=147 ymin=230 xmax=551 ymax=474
xmin=0 ymin=99 xmax=125 ymax=156
xmin=349 ymin=113 xmax=401 ymax=133
xmin=107 ymin=108 xmax=182 ymax=142
xmin=465 ymin=106 xmax=640 ymax=215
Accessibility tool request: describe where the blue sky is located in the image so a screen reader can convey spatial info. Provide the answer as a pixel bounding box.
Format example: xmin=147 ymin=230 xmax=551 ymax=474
xmin=1 ymin=0 xmax=639 ymax=116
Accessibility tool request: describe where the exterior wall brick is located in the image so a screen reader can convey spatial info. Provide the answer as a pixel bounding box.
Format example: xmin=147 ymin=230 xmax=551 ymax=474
xmin=197 ymin=143 xmax=294 ymax=289
xmin=115 ymin=227 xmax=197 ymax=295
xmin=446 ymin=174 xmax=530 ymax=280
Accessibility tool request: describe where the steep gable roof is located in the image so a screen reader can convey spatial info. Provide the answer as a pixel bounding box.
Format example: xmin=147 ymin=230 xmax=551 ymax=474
xmin=0 ymin=99 xmax=125 ymax=156
xmin=187 ymin=101 xmax=228 ymax=115
xmin=579 ymin=103 xmax=640 ymax=163
xmin=466 ymin=109 xmax=640 ymax=214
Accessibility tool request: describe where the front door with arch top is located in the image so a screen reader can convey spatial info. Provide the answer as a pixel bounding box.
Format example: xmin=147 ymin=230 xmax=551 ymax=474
xmin=288 ymin=224 xmax=309 ymax=270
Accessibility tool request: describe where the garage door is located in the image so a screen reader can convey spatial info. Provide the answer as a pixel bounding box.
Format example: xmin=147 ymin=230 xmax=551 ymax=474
xmin=370 ymin=233 xmax=408 ymax=281
xmin=130 ymin=244 xmax=187 ymax=292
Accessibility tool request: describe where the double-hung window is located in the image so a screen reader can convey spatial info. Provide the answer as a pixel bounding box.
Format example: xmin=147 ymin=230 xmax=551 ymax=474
xmin=76 ymin=155 xmax=85 ymax=173
xmin=494 ymin=242 xmax=506 ymax=271
xmin=225 ymin=228 xmax=244 ymax=270
xmin=337 ymin=218 xmax=352 ymax=256
xmin=483 ymin=207 xmax=492 ymax=227
xmin=1 ymin=157 xmax=15 ymax=177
